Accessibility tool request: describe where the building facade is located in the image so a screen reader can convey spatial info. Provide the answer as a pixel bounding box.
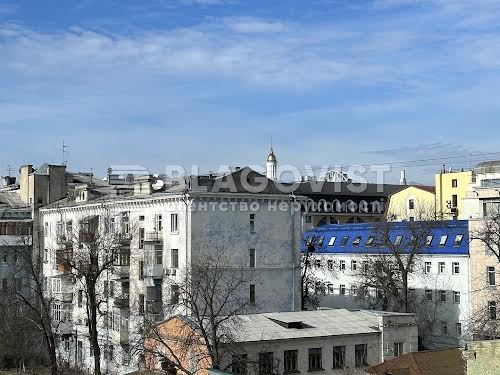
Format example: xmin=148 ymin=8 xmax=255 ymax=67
xmin=303 ymin=221 xmax=471 ymax=349
xmin=40 ymin=168 xmax=303 ymax=374
xmin=146 ymin=309 xmax=418 ymax=375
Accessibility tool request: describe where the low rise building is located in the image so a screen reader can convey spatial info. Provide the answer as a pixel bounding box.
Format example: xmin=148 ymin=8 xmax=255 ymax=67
xmin=146 ymin=309 xmax=418 ymax=375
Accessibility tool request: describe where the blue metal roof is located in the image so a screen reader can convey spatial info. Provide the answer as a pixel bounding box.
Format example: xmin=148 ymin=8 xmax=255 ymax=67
xmin=302 ymin=220 xmax=469 ymax=255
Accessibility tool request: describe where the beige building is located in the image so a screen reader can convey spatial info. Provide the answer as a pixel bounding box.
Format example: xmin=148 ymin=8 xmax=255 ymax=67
xmin=435 ymin=169 xmax=472 ymax=220
xmin=386 ymin=185 xmax=436 ymax=221
xmin=469 ymin=219 xmax=500 ymax=340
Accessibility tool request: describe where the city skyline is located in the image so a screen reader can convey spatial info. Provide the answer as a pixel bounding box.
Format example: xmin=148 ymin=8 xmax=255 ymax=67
xmin=2 ymin=0 xmax=500 ymax=183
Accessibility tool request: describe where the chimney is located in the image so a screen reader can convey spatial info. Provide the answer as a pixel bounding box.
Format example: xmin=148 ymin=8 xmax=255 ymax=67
xmin=3 ymin=176 xmax=16 ymax=187
xmin=400 ymin=170 xmax=407 ymax=185
xmin=134 ymin=175 xmax=154 ymax=196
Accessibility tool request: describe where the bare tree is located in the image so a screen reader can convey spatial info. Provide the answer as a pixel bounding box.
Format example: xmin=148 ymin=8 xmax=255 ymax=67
xmin=301 ymin=236 xmax=337 ymax=310
xmin=10 ymin=230 xmax=60 ymax=375
xmin=469 ymin=210 xmax=500 ymax=339
xmin=53 ymin=207 xmax=130 ymax=375
xmin=142 ymin=249 xmax=255 ymax=375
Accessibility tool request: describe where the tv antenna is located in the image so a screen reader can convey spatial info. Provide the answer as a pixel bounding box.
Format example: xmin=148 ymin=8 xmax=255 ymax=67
xmin=61 ymin=140 xmax=69 ymax=166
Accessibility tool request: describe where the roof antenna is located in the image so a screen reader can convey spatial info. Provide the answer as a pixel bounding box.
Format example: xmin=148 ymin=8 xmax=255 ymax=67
xmin=61 ymin=140 xmax=69 ymax=166
xmin=7 ymin=164 xmax=12 ymax=177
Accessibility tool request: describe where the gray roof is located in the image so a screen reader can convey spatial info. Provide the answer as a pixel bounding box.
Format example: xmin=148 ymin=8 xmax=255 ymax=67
xmin=234 ymin=309 xmax=385 ymax=343
xmin=474 ymin=160 xmax=500 ymax=174
xmin=0 ymin=190 xmax=28 ymax=208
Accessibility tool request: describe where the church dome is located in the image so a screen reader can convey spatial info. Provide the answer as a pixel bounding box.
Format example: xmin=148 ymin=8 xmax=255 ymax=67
xmin=267 ymin=147 xmax=277 ymax=163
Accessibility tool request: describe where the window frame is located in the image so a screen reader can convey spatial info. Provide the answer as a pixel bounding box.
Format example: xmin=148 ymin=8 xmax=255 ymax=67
xmin=332 ymin=346 xmax=345 ymax=370
xmin=308 ymin=348 xmax=323 ymax=372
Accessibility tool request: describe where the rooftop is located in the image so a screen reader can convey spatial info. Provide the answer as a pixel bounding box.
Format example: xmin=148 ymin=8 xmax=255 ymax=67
xmin=367 ymin=347 xmax=465 ymax=375
xmin=233 ymin=309 xmax=414 ymax=343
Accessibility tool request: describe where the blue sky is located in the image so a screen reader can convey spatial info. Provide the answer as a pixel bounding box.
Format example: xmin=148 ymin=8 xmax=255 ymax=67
xmin=1 ymin=0 xmax=500 ymax=184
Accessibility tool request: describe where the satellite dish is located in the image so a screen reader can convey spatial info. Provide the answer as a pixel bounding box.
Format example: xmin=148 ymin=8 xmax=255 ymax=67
xmin=152 ymin=179 xmax=165 ymax=191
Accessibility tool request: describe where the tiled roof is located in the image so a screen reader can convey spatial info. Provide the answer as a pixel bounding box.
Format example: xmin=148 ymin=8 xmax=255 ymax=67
xmin=367 ymin=348 xmax=465 ymax=375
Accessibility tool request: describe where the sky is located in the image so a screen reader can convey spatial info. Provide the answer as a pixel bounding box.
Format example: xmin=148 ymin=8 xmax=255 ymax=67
xmin=1 ymin=0 xmax=500 ymax=184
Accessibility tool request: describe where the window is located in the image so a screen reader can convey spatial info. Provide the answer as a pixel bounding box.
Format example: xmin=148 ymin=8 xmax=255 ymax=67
xmin=139 ymin=261 xmax=144 ymax=280
xmin=2 ymin=252 xmax=7 ymax=263
xmin=171 ymin=213 xmax=179 ymax=232
xmin=327 ymin=284 xmax=334 ymax=294
xmin=139 ymin=215 xmax=145 ymax=221
xmin=52 ymin=278 xmax=62 ymax=294
xmin=440 ymin=290 xmax=447 ymax=302
xmin=53 ymin=303 xmax=61 ymax=321
xmin=155 ymin=214 xmax=163 ymax=231
xmin=452 ymin=194 xmax=458 ymax=208
xmin=425 ymin=261 xmax=432 ymax=274
xmin=452 ymin=179 xmax=458 ymax=188
xmin=454 ymin=235 xmax=464 ymax=246
xmin=394 ymin=235 xmax=403 ymax=246
xmin=317 ymin=237 xmax=325 ymax=246
xmin=366 ymin=236 xmax=375 ymax=247
xmin=171 ymin=285 xmax=180 ymax=305
xmin=489 ymin=301 xmax=497 ymax=320
xmin=393 ymin=342 xmax=404 ymax=357
xmin=308 ymin=348 xmax=322 ymax=371
xmin=453 ymin=262 xmax=460 ymax=274
xmin=488 ymin=266 xmax=496 ymax=286
xmin=139 ymin=294 xmax=145 ymax=314
xmin=442 ymin=323 xmax=448 ymax=335
xmin=328 ymin=237 xmax=336 ymax=246
xmin=355 ymin=344 xmax=368 ymax=367
xmin=353 ymin=236 xmax=362 ymax=246
xmin=249 ymin=214 xmax=255 ymax=233
xmin=258 ymin=352 xmax=273 ymax=375
xmin=439 ymin=235 xmax=448 ymax=246
xmin=351 ymin=260 xmax=357 ymax=271
xmin=314 ymin=259 xmax=321 ymax=268
xmin=284 ymin=350 xmax=298 ymax=373
xmin=456 ymin=323 xmax=462 ymax=336
xmin=340 ymin=285 xmax=346 ymax=295
xmin=409 ymin=216 xmax=415 ymax=222
xmin=249 ymin=249 xmax=256 ymax=268
xmin=78 ymin=290 xmax=83 ymax=308
xmin=232 ymin=354 xmax=248 ymax=375
xmin=332 ymin=346 xmax=345 ymax=369
xmin=408 ymin=199 xmax=415 ymax=210
xmin=155 ymin=246 xmax=163 ymax=265
xmin=139 ymin=228 xmax=145 ymax=249
xmin=363 ymin=260 xmax=369 ymax=272
xmin=340 ymin=236 xmax=349 ymax=246
xmin=351 ymin=286 xmax=358 ymax=296
xmin=327 ymin=259 xmax=334 ymax=270
xmin=453 ymin=291 xmax=461 ymax=304
xmin=306 ymin=215 xmax=312 ymax=224
xmin=438 ymin=262 xmax=445 ymax=274
xmin=425 ymin=290 xmax=433 ymax=301
xmin=409 ymin=288 xmax=416 ymax=299
xmin=425 ymin=236 xmax=433 ymax=246
xmin=171 ymin=249 xmax=179 ymax=268
xmin=339 ymin=260 xmax=346 ymax=271
xmin=250 ymin=284 xmax=256 ymax=304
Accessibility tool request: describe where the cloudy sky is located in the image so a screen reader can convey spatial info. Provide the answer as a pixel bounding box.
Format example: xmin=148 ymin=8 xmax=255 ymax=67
xmin=1 ymin=0 xmax=500 ymax=184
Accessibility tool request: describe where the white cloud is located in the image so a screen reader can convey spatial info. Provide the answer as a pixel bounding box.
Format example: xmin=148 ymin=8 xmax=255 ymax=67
xmin=224 ymin=17 xmax=289 ymax=33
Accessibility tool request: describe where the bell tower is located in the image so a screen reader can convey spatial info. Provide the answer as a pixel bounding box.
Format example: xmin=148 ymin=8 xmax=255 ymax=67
xmin=266 ymin=145 xmax=277 ymax=180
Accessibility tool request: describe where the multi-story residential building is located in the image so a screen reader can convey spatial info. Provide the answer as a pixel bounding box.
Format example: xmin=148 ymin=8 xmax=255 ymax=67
xmin=0 ymin=179 xmax=33 ymax=303
xmin=435 ymin=168 xmax=472 ymax=220
xmin=146 ymin=309 xmax=418 ymax=375
xmin=40 ymin=167 xmax=304 ymax=374
xmin=303 ymin=221 xmax=471 ymax=349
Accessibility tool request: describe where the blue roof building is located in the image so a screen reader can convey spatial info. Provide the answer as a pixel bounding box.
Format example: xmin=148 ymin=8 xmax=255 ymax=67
xmin=301 ymin=220 xmax=469 ymax=256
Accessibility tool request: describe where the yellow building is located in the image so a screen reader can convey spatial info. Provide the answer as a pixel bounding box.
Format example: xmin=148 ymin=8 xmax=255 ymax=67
xmin=386 ymin=185 xmax=436 ymax=221
xmin=435 ymin=169 xmax=473 ymax=220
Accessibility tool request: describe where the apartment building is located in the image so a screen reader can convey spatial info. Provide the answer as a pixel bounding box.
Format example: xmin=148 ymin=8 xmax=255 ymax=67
xmin=146 ymin=309 xmax=418 ymax=375
xmin=303 ymin=220 xmax=471 ymax=349
xmin=40 ymin=167 xmax=304 ymax=374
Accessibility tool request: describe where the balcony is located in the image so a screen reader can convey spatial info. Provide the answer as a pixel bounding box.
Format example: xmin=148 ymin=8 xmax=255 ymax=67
xmin=144 ymin=264 xmax=163 ymax=279
xmin=146 ymin=301 xmax=163 ymax=315
xmin=145 ymin=231 xmax=162 ymax=242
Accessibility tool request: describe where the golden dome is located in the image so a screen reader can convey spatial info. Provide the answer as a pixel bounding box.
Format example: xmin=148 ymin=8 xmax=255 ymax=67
xmin=267 ymin=147 xmax=277 ymax=163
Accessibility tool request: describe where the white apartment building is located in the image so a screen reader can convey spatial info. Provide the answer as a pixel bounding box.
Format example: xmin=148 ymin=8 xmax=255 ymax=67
xmin=304 ymin=221 xmax=471 ymax=349
xmin=40 ymin=167 xmax=303 ymax=375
